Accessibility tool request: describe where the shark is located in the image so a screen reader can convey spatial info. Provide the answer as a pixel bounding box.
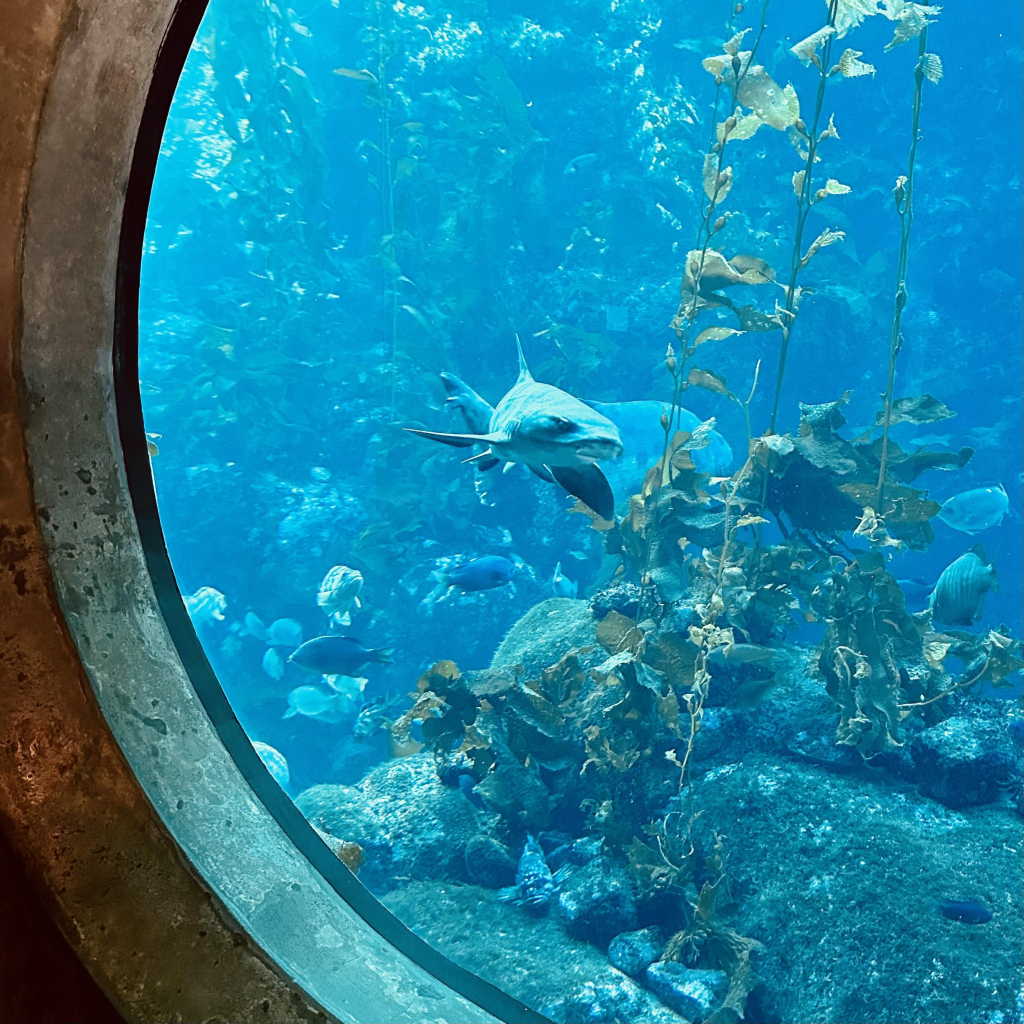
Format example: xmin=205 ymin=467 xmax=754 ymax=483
xmin=405 ymin=340 xmax=623 ymax=520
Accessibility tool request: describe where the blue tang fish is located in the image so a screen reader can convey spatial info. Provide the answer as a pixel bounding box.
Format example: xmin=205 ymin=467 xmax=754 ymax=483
xmin=434 ymin=555 xmax=515 ymax=592
xmin=406 ymin=339 xmax=623 ymax=520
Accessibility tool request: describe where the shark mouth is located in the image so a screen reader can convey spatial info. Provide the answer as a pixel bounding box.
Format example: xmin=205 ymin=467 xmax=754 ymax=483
xmin=572 ymin=437 xmax=623 ymax=461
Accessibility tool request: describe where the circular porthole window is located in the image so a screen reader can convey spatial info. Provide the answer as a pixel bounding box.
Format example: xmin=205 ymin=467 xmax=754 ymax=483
xmin=127 ymin=0 xmax=1023 ymax=1021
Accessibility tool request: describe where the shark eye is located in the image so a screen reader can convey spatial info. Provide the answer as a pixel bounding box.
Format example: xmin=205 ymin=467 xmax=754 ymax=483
xmin=551 ymin=416 xmax=574 ymax=433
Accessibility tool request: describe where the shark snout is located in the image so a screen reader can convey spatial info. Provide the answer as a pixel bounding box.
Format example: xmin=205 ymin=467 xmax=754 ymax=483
xmin=574 ymin=436 xmax=623 ymax=461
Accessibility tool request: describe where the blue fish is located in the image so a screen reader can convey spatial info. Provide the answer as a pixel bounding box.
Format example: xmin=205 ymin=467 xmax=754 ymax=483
xmin=267 ymin=617 xmax=303 ymax=649
xmin=289 ymin=635 xmax=394 ymax=675
xmin=936 ymin=898 xmax=992 ymax=924
xmin=929 ymin=546 xmax=999 ymax=626
xmin=563 ymin=152 xmax=599 ymax=174
xmin=498 ymin=834 xmax=556 ymax=910
xmin=434 ymin=555 xmax=515 ymax=593
xmin=458 ymin=773 xmax=486 ymax=810
xmin=243 ymin=611 xmax=269 ymax=641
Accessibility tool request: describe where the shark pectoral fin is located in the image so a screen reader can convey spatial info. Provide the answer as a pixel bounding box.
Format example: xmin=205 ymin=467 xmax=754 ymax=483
xmin=550 ymin=464 xmax=615 ymax=520
xmin=405 ymin=426 xmax=488 ymax=449
xmin=528 ymin=464 xmax=556 ymax=483
xmin=475 ymin=457 xmax=501 ymax=472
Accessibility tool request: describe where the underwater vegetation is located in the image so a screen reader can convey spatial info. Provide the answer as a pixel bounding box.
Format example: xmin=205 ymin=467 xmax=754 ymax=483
xmin=141 ymin=0 xmax=1023 ymax=1020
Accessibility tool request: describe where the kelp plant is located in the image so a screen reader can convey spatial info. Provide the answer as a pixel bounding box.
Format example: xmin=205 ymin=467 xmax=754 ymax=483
xmin=391 ymin=4 xmax=1022 ymax=1022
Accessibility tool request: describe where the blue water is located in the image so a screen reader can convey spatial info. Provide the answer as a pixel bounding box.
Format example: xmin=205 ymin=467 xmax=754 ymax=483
xmin=140 ymin=2 xmax=1023 ymax=1020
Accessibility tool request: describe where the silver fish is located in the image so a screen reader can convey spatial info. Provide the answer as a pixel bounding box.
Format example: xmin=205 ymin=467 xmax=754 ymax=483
xmin=937 ymin=485 xmax=1009 ymax=535
xmin=551 ymin=561 xmax=578 ymax=599
xmin=407 ymin=340 xmax=623 ymax=519
xmin=498 ymin=834 xmax=556 ymax=909
xmin=708 ymin=642 xmax=776 ymax=666
xmin=929 ymin=546 xmax=999 ymax=626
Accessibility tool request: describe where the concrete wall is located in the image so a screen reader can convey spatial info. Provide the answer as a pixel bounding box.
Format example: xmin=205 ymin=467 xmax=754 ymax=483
xmin=0 ymin=2 xmax=500 ymax=1021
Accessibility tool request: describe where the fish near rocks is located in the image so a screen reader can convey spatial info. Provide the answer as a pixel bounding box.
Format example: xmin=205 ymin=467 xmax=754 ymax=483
xmin=433 ymin=555 xmax=515 ymax=592
xmin=929 ymin=546 xmax=999 ymax=626
xmin=406 ymin=339 xmax=623 ymax=520
xmin=937 ymin=485 xmax=1009 ymax=535
xmin=707 ymin=642 xmax=775 ymax=666
xmin=498 ymin=834 xmax=556 ymax=911
xmin=551 ymin=561 xmax=578 ymax=599
xmin=936 ymin=898 xmax=992 ymax=924
xmin=290 ymin=635 xmax=393 ymax=675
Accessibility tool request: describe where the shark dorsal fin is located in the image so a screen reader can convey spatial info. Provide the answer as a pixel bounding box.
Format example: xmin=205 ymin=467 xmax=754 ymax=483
xmin=515 ymin=334 xmax=533 ymax=384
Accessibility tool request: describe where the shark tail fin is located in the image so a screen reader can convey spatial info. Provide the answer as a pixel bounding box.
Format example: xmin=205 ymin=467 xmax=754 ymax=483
xmin=515 ymin=333 xmax=533 ymax=383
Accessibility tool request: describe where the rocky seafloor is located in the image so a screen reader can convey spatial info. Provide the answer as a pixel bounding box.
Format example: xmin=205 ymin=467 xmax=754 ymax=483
xmin=296 ymin=598 xmax=1024 ymax=1024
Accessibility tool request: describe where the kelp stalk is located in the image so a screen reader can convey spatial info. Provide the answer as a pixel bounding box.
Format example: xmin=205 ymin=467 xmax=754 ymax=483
xmin=375 ymin=0 xmax=400 ymax=423
xmin=875 ymin=12 xmax=931 ymax=507
xmin=767 ymin=0 xmax=840 ymax=433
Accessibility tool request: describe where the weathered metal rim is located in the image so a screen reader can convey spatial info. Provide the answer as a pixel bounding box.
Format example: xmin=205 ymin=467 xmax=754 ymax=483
xmin=4 ymin=0 xmax=546 ymax=1019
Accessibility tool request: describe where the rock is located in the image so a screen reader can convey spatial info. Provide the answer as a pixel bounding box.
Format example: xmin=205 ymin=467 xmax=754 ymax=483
xmin=687 ymin=755 xmax=1023 ymax=1024
xmin=910 ymin=715 xmax=1018 ymax=808
xmin=294 ymin=753 xmax=497 ymax=892
xmin=491 ymin=597 xmax=602 ymax=678
xmin=558 ymin=856 xmax=638 ymax=947
xmin=383 ymin=881 xmax=688 ymax=1024
xmin=608 ymin=925 xmax=663 ymax=977
xmin=465 ymin=835 xmax=516 ymax=889
xmin=590 ymin=579 xmax=642 ymax=622
xmin=645 ymin=963 xmax=729 ymax=1022
xmin=545 ymin=978 xmax=687 ymax=1024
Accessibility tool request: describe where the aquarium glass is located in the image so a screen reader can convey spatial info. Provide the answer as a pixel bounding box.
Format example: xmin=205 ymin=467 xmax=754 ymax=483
xmin=139 ymin=0 xmax=1023 ymax=1020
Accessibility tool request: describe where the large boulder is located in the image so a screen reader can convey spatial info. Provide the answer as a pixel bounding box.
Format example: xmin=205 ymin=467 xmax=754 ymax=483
xmin=491 ymin=597 xmax=602 ymax=678
xmin=644 ymin=963 xmax=729 ymax=1022
xmin=558 ymin=856 xmax=639 ymax=947
xmin=383 ymin=881 xmax=687 ymax=1024
xmin=687 ymin=755 xmax=1023 ymax=1024
xmin=295 ymin=753 xmax=499 ymax=892
xmin=910 ymin=714 xmax=1019 ymax=809
xmin=608 ymin=926 xmax=664 ymax=977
